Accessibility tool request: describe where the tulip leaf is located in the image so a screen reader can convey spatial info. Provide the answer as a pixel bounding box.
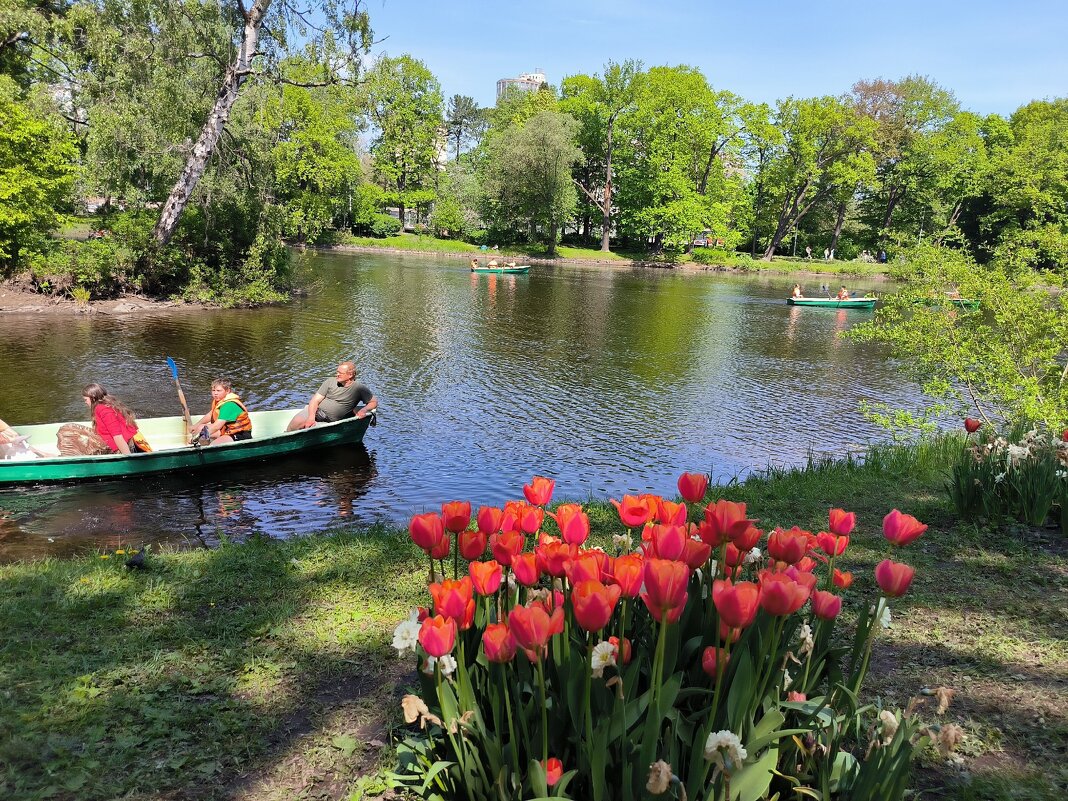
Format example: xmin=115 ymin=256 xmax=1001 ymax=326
xmin=748 ymin=709 xmax=785 ymax=746
xmin=419 ymin=760 xmax=456 ymax=793
xmin=726 ymin=648 xmax=755 ymax=724
xmin=728 ymin=744 xmax=777 ymax=801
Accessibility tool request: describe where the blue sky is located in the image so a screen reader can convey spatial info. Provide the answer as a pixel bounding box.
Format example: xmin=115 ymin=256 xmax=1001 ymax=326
xmin=364 ymin=0 xmax=1066 ymax=115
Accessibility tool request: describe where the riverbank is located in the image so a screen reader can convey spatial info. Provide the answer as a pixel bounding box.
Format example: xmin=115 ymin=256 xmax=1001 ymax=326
xmin=1 ymin=438 xmax=1063 ymax=801
xmin=0 ymin=285 xmax=206 ymax=316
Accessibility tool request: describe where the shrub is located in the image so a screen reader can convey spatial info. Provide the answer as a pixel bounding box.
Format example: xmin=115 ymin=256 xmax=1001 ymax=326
xmin=369 ymin=213 xmax=403 ymax=238
xmin=388 ymin=476 xmax=936 ymax=800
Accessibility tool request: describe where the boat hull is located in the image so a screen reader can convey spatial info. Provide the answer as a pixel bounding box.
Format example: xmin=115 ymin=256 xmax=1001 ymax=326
xmin=0 ymin=409 xmax=372 ymax=484
xmin=471 ymin=266 xmax=530 ymax=274
xmin=787 ymin=297 xmax=876 ymax=309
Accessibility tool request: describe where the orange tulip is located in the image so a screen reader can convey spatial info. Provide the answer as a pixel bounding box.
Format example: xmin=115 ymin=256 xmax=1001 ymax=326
xmin=875 ymin=559 xmax=915 ymax=597
xmin=508 ymin=604 xmax=564 ymax=660
xmin=712 ymin=579 xmax=760 ymax=629
xmin=767 ymin=526 xmax=809 ymax=564
xmin=537 ymin=540 xmax=575 ymax=577
xmin=758 ymin=572 xmax=810 ymax=616
xmin=682 ymin=537 xmax=713 ymax=569
xmin=459 ymin=529 xmax=487 ymax=561
xmin=469 ymin=560 xmax=503 ymax=596
xmin=517 ymin=502 xmax=544 ymax=534
xmin=882 ymin=510 xmax=927 ymax=547
xmin=731 ymin=524 xmax=763 ymax=551
xmin=677 ymin=472 xmax=709 ymax=504
xmin=611 ymin=494 xmax=656 ymax=528
xmin=550 ymin=503 xmax=590 ymax=546
xmin=816 ymin=531 xmax=849 ymax=556
xmin=571 ymin=580 xmax=622 ymax=632
xmin=409 ymin=512 xmax=445 ymax=553
xmin=476 ymin=505 xmax=504 ymax=535
xmin=441 ymin=500 xmax=472 ymax=534
xmin=828 ymin=508 xmax=856 ymax=537
xmin=655 ymin=499 xmax=688 ymax=526
xmin=542 ymin=757 xmax=563 ymax=786
xmin=645 ymin=523 xmax=687 ymax=561
xmin=429 ymin=577 xmax=475 ymax=628
xmin=523 ymin=475 xmax=555 ymax=506
xmin=833 ymin=568 xmax=853 ymax=589
xmin=702 ymin=646 xmax=730 ymax=677
xmin=640 ymin=558 xmax=690 ymax=624
xmin=609 ymin=635 xmax=633 ymax=665
xmin=512 ymin=552 xmax=540 ymax=586
xmin=811 ymin=589 xmax=843 ymax=620
xmin=482 ymin=622 xmax=517 ymax=663
xmin=610 ymin=553 xmax=644 ymax=598
xmin=700 ymin=499 xmax=754 ymax=546
xmin=490 ymin=529 xmax=524 ymax=566
xmin=565 ymin=551 xmax=602 ymax=585
xmin=418 ymin=614 xmax=456 ymax=658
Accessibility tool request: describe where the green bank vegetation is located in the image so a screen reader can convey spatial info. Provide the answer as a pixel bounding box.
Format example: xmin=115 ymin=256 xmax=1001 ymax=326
xmin=3 ymin=5 xmax=1066 ymax=303
xmin=1 ymin=437 xmax=1065 ymax=800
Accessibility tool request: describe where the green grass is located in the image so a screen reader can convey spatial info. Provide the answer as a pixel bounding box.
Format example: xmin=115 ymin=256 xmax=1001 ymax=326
xmin=323 ymin=232 xmax=481 ymax=253
xmin=2 ymin=436 xmax=1064 ymax=800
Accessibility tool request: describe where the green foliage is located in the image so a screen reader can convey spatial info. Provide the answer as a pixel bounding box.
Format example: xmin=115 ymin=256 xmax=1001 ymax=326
xmin=367 ymin=214 xmax=402 ymax=238
xmin=0 ymin=76 xmax=76 ymax=269
xmin=429 ymin=197 xmax=467 ymax=238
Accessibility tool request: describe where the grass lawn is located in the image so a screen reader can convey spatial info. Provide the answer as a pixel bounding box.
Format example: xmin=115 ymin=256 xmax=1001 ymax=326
xmin=1 ymin=439 xmax=1064 ymax=800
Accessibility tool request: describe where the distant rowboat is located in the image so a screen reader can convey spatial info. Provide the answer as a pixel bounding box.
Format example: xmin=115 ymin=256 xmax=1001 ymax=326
xmin=471 ymin=264 xmax=531 ymax=274
xmin=787 ymin=297 xmax=877 ymax=309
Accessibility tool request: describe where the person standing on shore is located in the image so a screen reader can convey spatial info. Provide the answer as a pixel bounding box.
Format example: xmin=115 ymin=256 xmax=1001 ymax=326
xmin=286 ymin=362 xmax=377 ymax=431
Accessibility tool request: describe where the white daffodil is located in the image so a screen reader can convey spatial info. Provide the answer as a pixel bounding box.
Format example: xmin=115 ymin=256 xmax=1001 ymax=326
xmin=392 ymin=609 xmax=421 ymax=656
xmin=798 ymin=622 xmax=814 ymax=656
xmin=703 ymin=730 xmax=747 ymax=775
xmin=744 ymin=547 xmax=762 ymax=564
xmin=437 ymin=654 xmax=457 ymax=678
xmin=590 ymin=640 xmax=617 ymax=678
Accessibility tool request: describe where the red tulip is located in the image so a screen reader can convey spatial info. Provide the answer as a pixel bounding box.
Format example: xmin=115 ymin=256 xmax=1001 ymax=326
xmin=645 ymin=523 xmax=688 ymax=561
xmin=429 ymin=577 xmax=475 ymax=628
xmin=833 ymin=569 xmax=853 ymax=589
xmin=609 ymin=635 xmax=633 ymax=665
xmin=701 ymin=499 xmax=755 ymax=546
xmin=441 ymin=500 xmax=472 ymax=534
xmin=588 ymin=549 xmax=614 ymax=582
xmin=562 ymin=552 xmax=596 ymax=584
xmin=409 ymin=512 xmax=445 ymax=553
xmin=828 ymin=508 xmax=856 ymax=537
xmin=787 ymin=691 xmax=807 ymax=702
xmin=550 ymin=503 xmax=590 ymax=546
xmin=767 ymin=527 xmax=810 ymax=564
xmin=610 ymin=553 xmax=644 ymax=597
xmin=523 ymin=475 xmax=555 ymax=506
xmin=1062 ymin=428 xmax=1068 ymax=442
xmin=610 ymin=494 xmax=656 ymax=528
xmin=512 ymin=552 xmax=541 ymax=586
xmin=758 ymin=572 xmax=810 ymax=616
xmin=469 ymin=560 xmax=503 ymax=596
xmin=537 ymin=540 xmax=575 ymax=577
xmin=964 ymin=418 xmax=981 ymax=433
xmin=713 ymin=579 xmax=760 ymax=629
xmin=482 ymin=622 xmax=517 ymax=663
xmin=542 ymin=757 xmax=563 ymax=786
xmin=731 ymin=524 xmax=763 ymax=551
xmin=678 ymin=472 xmax=709 ymax=504
xmin=682 ymin=537 xmax=713 ymax=570
xmin=811 ymin=589 xmax=843 ymax=620
xmin=516 ymin=502 xmax=544 ymax=534
xmin=719 ymin=621 xmax=741 ymax=644
xmin=702 ymin=646 xmax=731 ymax=677
xmin=655 ymin=499 xmax=688 ymax=526
xmin=508 ymin=604 xmax=564 ymax=660
xmin=875 ymin=559 xmax=915 ymax=597
xmin=640 ymin=558 xmax=690 ymax=624
xmin=429 ymin=533 xmax=451 ymax=560
xmin=459 ymin=529 xmax=487 ymax=561
xmin=476 ymin=505 xmax=504 ymax=535
xmin=490 ymin=529 xmax=524 ymax=566
xmin=418 ymin=615 xmax=456 ymax=658
xmin=816 ymin=531 xmax=849 ymax=556
xmin=571 ymin=580 xmax=622 ymax=632
xmin=882 ymin=509 xmax=928 ymax=547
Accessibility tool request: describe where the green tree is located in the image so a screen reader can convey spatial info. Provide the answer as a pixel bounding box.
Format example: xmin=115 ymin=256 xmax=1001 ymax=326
xmin=0 ymin=75 xmax=76 ymax=269
xmin=481 ymin=109 xmax=581 ymax=257
xmin=364 ymin=54 xmax=443 ymax=227
xmin=444 ymin=94 xmax=484 ymax=161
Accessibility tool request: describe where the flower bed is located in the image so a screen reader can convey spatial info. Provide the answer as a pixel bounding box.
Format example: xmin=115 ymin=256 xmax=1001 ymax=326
xmin=389 ymin=474 xmax=949 ymax=800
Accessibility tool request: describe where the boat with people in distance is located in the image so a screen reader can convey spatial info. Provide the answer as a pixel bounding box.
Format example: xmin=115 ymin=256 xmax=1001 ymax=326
xmin=0 ymin=409 xmax=374 ymax=485
xmin=471 ymin=264 xmax=531 ymax=275
xmin=787 ymin=297 xmax=877 ymax=309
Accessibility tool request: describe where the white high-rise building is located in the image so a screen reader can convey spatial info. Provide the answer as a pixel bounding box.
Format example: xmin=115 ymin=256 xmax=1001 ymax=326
xmin=496 ymin=69 xmax=547 ymax=100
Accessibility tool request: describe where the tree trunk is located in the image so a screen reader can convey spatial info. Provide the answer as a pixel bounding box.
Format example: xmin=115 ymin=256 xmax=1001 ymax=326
xmin=547 ymin=220 xmax=558 ymax=258
xmin=763 ymin=194 xmax=800 ymax=259
xmin=881 ymin=185 xmax=901 ymax=236
xmin=600 ymin=121 xmax=613 ymax=252
xmin=829 ymin=200 xmax=847 ymax=253
xmin=152 ymin=0 xmax=270 ymax=247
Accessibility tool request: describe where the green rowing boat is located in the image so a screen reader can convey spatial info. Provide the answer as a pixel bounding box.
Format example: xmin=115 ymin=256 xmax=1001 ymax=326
xmin=0 ymin=408 xmax=373 ymax=485
xmin=471 ymin=265 xmax=531 ymax=274
xmin=787 ymin=297 xmax=877 ymax=309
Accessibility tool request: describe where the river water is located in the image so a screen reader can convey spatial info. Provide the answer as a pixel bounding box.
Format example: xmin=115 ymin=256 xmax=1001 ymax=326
xmin=0 ymin=252 xmax=918 ymax=560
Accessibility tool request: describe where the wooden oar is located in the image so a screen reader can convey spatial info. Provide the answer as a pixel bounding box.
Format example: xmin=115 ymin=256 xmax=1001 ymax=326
xmin=166 ymin=357 xmax=193 ymax=434
xmin=0 ymin=417 xmax=47 ymax=458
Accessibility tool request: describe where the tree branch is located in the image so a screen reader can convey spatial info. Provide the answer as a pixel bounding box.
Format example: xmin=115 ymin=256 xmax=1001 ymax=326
xmin=0 ymin=31 xmax=30 ymax=52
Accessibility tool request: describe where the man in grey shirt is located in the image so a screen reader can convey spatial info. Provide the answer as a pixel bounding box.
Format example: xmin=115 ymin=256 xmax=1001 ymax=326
xmin=286 ymin=361 xmax=377 ymax=431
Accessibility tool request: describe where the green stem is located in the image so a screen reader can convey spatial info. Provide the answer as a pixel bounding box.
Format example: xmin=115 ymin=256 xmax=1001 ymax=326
xmin=651 ymin=617 xmax=668 ymax=712
xmin=499 ymin=665 xmax=521 ymax=779
xmin=617 ymin=600 xmax=629 ymax=792
xmin=536 ymin=658 xmax=549 ymax=763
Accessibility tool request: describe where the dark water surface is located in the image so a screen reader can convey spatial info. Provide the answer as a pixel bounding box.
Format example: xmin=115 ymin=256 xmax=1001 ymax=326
xmin=0 ymin=253 xmax=913 ymax=560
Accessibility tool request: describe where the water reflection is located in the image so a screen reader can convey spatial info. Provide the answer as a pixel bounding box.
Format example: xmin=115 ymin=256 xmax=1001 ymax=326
xmin=0 ymin=252 xmax=914 ymax=560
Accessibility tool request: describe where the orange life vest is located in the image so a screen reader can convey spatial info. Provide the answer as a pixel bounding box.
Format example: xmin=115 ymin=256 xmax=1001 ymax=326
xmin=210 ymin=393 xmax=252 ymax=437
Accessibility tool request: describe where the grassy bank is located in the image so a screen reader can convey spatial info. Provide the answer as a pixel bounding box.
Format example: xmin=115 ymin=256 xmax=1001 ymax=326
xmin=2 ymin=439 xmax=1065 ymax=800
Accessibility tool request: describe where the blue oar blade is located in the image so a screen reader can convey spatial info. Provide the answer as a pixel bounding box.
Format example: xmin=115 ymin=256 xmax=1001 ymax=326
xmin=166 ymin=357 xmax=178 ymax=380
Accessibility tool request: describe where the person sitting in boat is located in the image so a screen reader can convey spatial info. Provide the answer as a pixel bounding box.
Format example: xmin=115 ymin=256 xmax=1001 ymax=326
xmin=470 ymin=257 xmax=479 ymax=269
xmin=506 ymin=261 xmax=517 ymax=268
xmin=190 ymin=378 xmax=253 ymax=445
xmin=82 ymin=383 xmax=152 ymax=454
xmin=487 ymin=258 xmax=499 ymax=269
xmin=836 ymin=285 xmax=851 ymax=300
xmin=791 ymin=284 xmax=803 ymax=298
xmin=286 ymin=361 xmax=377 ymax=431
